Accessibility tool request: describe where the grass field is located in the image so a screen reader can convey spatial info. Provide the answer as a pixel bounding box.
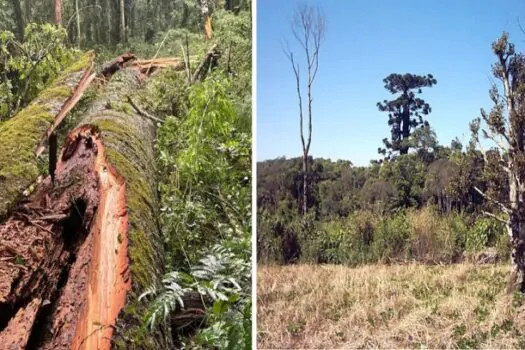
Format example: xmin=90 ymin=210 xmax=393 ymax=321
xmin=257 ymin=264 xmax=525 ymax=349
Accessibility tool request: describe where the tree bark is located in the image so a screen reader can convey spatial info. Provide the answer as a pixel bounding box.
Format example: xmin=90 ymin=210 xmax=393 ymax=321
xmin=54 ymin=0 xmax=62 ymax=26
xmin=9 ymin=0 xmax=24 ymax=41
xmin=76 ymin=0 xmax=81 ymax=46
xmin=0 ymin=68 xmax=171 ymax=349
xmin=302 ymin=154 xmax=308 ymax=215
xmin=24 ymin=0 xmax=31 ymax=23
xmin=0 ymin=51 xmax=95 ymax=219
xmin=120 ymin=0 xmax=126 ymax=43
xmin=106 ymin=0 xmax=112 ymax=45
xmin=400 ymin=103 xmax=410 ymax=155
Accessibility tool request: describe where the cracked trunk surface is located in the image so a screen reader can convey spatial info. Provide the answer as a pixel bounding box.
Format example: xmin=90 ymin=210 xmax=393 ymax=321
xmin=0 ymin=68 xmax=168 ymax=349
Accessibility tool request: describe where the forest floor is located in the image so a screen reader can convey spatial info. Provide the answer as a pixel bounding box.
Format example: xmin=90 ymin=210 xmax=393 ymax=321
xmin=257 ymin=263 xmax=525 ymax=349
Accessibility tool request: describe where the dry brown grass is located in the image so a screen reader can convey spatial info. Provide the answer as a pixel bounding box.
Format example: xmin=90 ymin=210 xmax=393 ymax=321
xmin=257 ymin=264 xmax=525 ymax=349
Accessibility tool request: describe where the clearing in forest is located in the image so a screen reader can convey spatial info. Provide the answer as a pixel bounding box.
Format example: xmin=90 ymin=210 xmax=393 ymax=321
xmin=257 ymin=264 xmax=525 ymax=349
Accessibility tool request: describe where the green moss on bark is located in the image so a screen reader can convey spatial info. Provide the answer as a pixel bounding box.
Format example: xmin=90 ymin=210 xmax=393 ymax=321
xmin=78 ymin=69 xmax=169 ymax=349
xmin=0 ymin=52 xmax=94 ymax=218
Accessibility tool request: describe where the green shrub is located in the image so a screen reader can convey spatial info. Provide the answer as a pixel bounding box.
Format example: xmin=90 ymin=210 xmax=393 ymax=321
xmin=466 ymin=217 xmax=505 ymax=252
xmin=372 ymin=211 xmax=411 ymax=262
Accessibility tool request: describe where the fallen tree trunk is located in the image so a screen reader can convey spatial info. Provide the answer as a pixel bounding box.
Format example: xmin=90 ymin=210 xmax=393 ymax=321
xmin=0 ymin=47 xmax=222 ymax=349
xmin=0 ymin=69 xmax=170 ymax=349
xmin=0 ymin=51 xmax=96 ymax=219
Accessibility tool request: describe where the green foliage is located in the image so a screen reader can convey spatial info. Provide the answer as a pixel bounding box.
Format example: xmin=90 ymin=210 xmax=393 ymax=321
xmin=155 ymin=73 xmax=251 ymax=265
xmin=259 ymin=201 xmax=508 ymax=266
xmin=466 ymin=217 xmax=505 ymax=252
xmin=0 ymin=23 xmax=79 ymax=120
xmin=143 ymin=36 xmax=251 ymax=346
xmin=377 ymin=73 xmax=437 ymax=157
xmin=140 ymin=243 xmax=251 ymax=349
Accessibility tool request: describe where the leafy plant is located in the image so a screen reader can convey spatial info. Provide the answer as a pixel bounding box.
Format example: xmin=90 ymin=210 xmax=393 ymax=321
xmin=0 ymin=23 xmax=78 ymax=120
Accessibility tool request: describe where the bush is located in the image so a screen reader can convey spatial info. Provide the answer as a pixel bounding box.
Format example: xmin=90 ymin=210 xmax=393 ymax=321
xmin=466 ymin=217 xmax=506 ymax=252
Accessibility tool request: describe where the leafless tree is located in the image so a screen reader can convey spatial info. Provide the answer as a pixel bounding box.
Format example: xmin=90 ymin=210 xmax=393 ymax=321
xmin=471 ymin=32 xmax=525 ymax=292
xmin=284 ymin=4 xmax=325 ymax=216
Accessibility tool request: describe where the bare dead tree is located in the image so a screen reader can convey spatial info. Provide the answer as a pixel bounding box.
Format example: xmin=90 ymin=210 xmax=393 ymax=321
xmin=284 ymin=4 xmax=325 ymax=216
xmin=471 ymin=32 xmax=525 ymax=292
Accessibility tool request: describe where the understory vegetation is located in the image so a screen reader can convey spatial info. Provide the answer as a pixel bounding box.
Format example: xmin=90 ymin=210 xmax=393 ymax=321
xmin=257 ymin=148 xmax=509 ymax=265
xmin=1 ymin=0 xmax=251 ymax=348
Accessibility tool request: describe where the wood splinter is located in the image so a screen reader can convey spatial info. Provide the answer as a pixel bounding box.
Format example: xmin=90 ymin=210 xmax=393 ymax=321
xmin=49 ymin=132 xmax=57 ymax=186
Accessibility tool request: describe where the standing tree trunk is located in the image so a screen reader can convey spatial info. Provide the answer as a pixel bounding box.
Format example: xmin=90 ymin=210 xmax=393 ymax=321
xmin=400 ymin=103 xmax=410 ymax=155
xmin=24 ymin=0 xmax=31 ymax=23
xmin=9 ymin=0 xmax=24 ymax=41
xmin=120 ymin=0 xmax=126 ymax=43
xmin=75 ymin=0 xmax=81 ymax=46
xmin=285 ymin=4 xmax=325 ymax=216
xmin=106 ymin=0 xmax=112 ymax=45
xmin=54 ymin=0 xmax=62 ymax=25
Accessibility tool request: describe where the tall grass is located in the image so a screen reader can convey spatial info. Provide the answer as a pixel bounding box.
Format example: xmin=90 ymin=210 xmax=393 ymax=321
xmin=258 ymin=264 xmax=525 ymax=349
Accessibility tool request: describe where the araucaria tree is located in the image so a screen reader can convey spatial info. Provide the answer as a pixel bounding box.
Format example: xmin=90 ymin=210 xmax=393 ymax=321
xmin=377 ymin=73 xmax=437 ymax=158
xmin=285 ymin=4 xmax=325 ymax=215
xmin=471 ymin=32 xmax=525 ymax=292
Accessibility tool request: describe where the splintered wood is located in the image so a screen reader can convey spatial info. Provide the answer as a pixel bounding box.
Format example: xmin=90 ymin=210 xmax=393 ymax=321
xmin=0 ymin=126 xmax=130 ymax=350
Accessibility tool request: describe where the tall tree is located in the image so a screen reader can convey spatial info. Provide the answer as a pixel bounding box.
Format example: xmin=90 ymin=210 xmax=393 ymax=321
xmin=285 ymin=4 xmax=325 ymax=216
xmin=24 ymin=0 xmax=31 ymax=23
xmin=106 ymin=0 xmax=112 ymax=44
xmin=120 ymin=0 xmax=126 ymax=43
xmin=377 ymin=73 xmax=437 ymax=158
xmin=470 ymin=32 xmax=525 ymax=292
xmin=75 ymin=0 xmax=81 ymax=46
xmin=9 ymin=0 xmax=24 ymax=41
xmin=54 ymin=0 xmax=62 ymax=25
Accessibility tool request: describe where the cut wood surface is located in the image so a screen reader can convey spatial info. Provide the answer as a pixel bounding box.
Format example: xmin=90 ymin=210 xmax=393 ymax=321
xmin=0 ymin=46 xmax=221 ymax=349
xmin=0 ymin=68 xmax=169 ymax=350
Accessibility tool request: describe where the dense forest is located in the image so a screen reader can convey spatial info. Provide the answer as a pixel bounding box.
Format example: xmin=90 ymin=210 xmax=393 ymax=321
xmin=0 ymin=0 xmax=251 ymax=349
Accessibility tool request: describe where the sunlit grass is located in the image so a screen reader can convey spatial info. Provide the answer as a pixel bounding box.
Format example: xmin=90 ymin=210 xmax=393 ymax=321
xmin=257 ymin=263 xmax=525 ymax=349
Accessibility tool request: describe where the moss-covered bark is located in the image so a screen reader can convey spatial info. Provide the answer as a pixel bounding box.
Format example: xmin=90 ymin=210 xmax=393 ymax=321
xmin=76 ymin=69 xmax=170 ymax=349
xmin=0 ymin=51 xmax=95 ymax=218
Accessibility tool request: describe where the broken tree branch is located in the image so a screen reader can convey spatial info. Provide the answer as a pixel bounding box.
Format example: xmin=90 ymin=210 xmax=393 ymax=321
xmin=481 ymin=210 xmax=510 ymax=225
xmin=474 ymin=186 xmax=512 ymax=215
xmin=127 ymin=96 xmax=163 ymax=123
xmin=192 ymin=44 xmax=220 ymax=83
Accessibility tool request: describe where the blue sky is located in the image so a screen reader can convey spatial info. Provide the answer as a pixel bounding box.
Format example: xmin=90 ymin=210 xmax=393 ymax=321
xmin=256 ymin=0 xmax=525 ymax=166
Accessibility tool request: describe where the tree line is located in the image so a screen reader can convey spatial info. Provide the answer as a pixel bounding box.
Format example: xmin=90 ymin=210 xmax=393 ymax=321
xmin=0 ymin=0 xmax=248 ymax=46
xmin=260 ymin=3 xmax=525 ymax=292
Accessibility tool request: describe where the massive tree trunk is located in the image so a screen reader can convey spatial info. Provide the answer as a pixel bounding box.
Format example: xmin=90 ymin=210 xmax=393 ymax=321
xmin=9 ymin=0 xmax=24 ymax=41
xmin=0 ymin=52 xmax=95 ymax=219
xmin=0 ymin=68 xmax=171 ymax=349
xmin=0 ymin=47 xmax=220 ymax=348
